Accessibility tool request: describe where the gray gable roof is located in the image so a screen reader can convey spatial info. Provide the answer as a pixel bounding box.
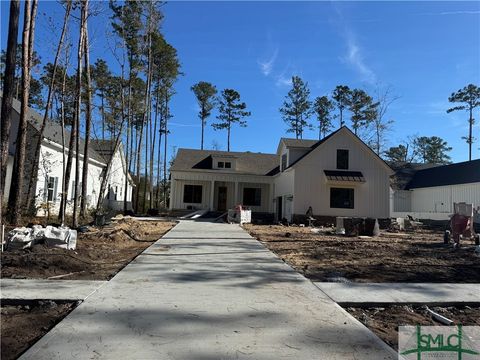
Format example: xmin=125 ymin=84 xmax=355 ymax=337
xmin=7 ymin=95 xmax=106 ymax=164
xmin=281 ymin=138 xmax=318 ymax=148
xmin=405 ymin=159 xmax=480 ymax=189
xmin=171 ymin=149 xmax=279 ymax=176
xmin=90 ymin=139 xmax=116 ymax=163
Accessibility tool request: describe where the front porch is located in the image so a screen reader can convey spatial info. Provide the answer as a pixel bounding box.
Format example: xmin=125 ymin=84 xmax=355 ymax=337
xmin=170 ymin=176 xmax=273 ymax=213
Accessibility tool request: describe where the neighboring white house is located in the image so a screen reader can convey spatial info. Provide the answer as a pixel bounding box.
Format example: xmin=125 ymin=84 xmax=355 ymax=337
xmin=2 ymin=96 xmax=134 ymax=216
xmin=390 ymin=159 xmax=480 ymax=220
xmin=170 ymin=127 xmax=394 ymax=222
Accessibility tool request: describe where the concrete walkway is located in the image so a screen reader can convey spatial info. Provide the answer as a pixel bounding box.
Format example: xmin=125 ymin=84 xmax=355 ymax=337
xmin=315 ymin=282 xmax=480 ymax=304
xmin=1 ymin=279 xmax=107 ymax=301
xmin=21 ymin=221 xmax=395 ymax=360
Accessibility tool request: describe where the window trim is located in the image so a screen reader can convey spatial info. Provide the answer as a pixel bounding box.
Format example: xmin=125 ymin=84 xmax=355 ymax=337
xmin=183 ymin=184 xmax=203 ymax=204
xmin=336 ymin=149 xmax=349 ymax=170
xmin=330 ymin=187 xmax=354 ymax=209
xmin=242 ymin=187 xmax=262 ymax=207
xmin=281 ymin=153 xmax=287 ymax=172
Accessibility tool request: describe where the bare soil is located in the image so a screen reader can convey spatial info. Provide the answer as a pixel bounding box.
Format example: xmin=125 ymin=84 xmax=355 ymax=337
xmin=1 ymin=219 xmax=176 ymax=280
xmin=244 ymin=224 xmax=480 ymax=283
xmin=346 ymin=305 xmax=480 ymax=350
xmin=1 ymin=301 xmax=78 ymax=360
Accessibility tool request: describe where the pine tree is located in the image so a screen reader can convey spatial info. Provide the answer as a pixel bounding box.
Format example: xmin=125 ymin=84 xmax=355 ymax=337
xmin=332 ymin=85 xmax=350 ymax=128
xmin=191 ymin=81 xmax=217 ymax=150
xmin=347 ymin=88 xmax=378 ymax=136
xmin=313 ymin=96 xmax=334 ymax=139
xmin=279 ymin=76 xmax=312 ymax=139
xmin=213 ymin=89 xmax=251 ymax=151
xmin=0 ymin=0 xmax=20 ymax=221
xmin=8 ymin=0 xmax=38 ymax=224
xmin=413 ymin=136 xmax=452 ymax=164
xmin=447 ymin=84 xmax=480 ymax=161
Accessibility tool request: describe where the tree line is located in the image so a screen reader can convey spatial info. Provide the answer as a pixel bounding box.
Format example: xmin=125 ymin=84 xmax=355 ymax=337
xmin=0 ymin=0 xmax=181 ymax=225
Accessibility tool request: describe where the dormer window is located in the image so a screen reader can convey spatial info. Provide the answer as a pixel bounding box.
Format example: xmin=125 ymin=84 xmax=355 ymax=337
xmin=218 ymin=161 xmax=224 ymax=168
xmin=337 ymin=149 xmax=349 ymax=170
xmin=281 ymin=154 xmax=287 ymax=171
xmin=225 ymin=162 xmax=231 ymax=169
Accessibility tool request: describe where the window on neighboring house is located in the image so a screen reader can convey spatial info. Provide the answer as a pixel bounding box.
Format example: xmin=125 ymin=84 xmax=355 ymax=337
xmin=218 ymin=161 xmax=224 ymax=168
xmin=183 ymin=185 xmax=202 ymax=203
xmin=45 ymin=176 xmax=58 ymax=202
xmin=337 ymin=149 xmax=349 ymax=170
xmin=243 ymin=188 xmax=261 ymax=206
xmin=330 ymin=187 xmax=354 ymax=209
xmin=224 ymin=162 xmax=231 ymax=169
xmin=70 ymin=180 xmax=82 ymax=201
xmin=115 ymin=186 xmax=118 ymax=201
xmin=281 ymin=153 xmax=287 ymax=171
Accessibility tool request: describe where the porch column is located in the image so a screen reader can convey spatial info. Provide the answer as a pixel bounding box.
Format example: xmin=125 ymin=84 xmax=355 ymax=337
xmin=209 ymin=180 xmax=215 ymax=210
xmin=234 ymin=181 xmax=238 ymax=206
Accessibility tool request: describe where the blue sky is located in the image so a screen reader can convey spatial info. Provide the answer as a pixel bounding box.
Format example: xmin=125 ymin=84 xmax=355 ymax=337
xmin=1 ymin=1 xmax=480 ymax=163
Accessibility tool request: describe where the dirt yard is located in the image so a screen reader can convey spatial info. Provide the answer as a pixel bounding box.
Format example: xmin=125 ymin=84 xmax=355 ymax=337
xmin=346 ymin=305 xmax=480 ymax=350
xmin=1 ymin=218 xmax=176 ymax=280
xmin=1 ymin=300 xmax=78 ymax=360
xmin=244 ymin=225 xmax=480 ymax=283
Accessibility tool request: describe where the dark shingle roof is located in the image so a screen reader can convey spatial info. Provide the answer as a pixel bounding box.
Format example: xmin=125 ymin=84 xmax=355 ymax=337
xmin=389 ymin=162 xmax=441 ymax=190
xmin=171 ymin=149 xmax=279 ymax=176
xmin=6 ymin=95 xmax=106 ymax=164
xmin=405 ymin=159 xmax=480 ymax=189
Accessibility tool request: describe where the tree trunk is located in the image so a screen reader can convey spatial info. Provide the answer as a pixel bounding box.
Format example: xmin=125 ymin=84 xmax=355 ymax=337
xmin=59 ymin=61 xmax=68 ymax=226
xmin=201 ymin=105 xmax=205 ymax=150
xmin=469 ymin=107 xmax=473 ymax=161
xmin=163 ymin=94 xmax=168 ymax=208
xmin=150 ymin=86 xmax=159 ymax=209
xmin=8 ymin=0 xmax=37 ymax=224
xmin=25 ymin=0 xmax=71 ymax=212
xmin=0 ymin=0 xmax=20 ymax=221
xmin=227 ymin=121 xmax=231 ymax=152
xmin=80 ymin=7 xmax=91 ymax=219
xmin=72 ymin=0 xmax=87 ymax=227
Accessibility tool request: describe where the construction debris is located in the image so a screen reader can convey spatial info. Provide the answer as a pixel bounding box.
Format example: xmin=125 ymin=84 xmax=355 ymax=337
xmin=6 ymin=225 xmax=77 ymax=251
xmin=227 ymin=206 xmax=251 ymax=225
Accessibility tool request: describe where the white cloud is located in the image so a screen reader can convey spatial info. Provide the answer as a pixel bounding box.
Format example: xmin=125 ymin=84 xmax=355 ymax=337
xmin=275 ymin=74 xmax=292 ymax=87
xmin=258 ymin=47 xmax=279 ymax=76
xmin=438 ymin=10 xmax=480 ymax=15
xmin=342 ymin=34 xmax=376 ymax=85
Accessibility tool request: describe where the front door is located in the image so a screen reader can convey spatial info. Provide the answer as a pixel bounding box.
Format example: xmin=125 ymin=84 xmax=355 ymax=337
xmin=217 ymin=186 xmax=227 ymax=211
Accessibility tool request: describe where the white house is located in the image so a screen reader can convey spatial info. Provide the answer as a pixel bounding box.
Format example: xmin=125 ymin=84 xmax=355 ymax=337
xmin=2 ymin=96 xmax=134 ymax=216
xmin=170 ymin=127 xmax=394 ymax=222
xmin=390 ymin=159 xmax=480 ymax=220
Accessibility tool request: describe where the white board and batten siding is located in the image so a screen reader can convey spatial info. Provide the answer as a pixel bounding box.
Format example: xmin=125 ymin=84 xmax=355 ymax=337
xmin=290 ymin=130 xmax=392 ymax=218
xmin=170 ymin=171 xmax=273 ymax=212
xmin=35 ymin=141 xmax=104 ymax=215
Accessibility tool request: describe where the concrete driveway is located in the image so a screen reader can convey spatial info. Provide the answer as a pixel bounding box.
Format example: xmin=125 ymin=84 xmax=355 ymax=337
xmin=21 ymin=220 xmax=395 ymax=360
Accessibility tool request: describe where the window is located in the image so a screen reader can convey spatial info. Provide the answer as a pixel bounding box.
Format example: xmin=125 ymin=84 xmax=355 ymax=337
xmin=337 ymin=149 xmax=349 ymax=170
xmin=281 ymin=153 xmax=287 ymax=171
xmin=46 ymin=176 xmax=58 ymax=202
xmin=218 ymin=161 xmax=224 ymax=168
xmin=330 ymin=188 xmax=354 ymax=209
xmin=224 ymin=162 xmax=231 ymax=169
xmin=71 ymin=181 xmax=82 ymax=201
xmin=243 ymin=188 xmax=261 ymax=206
xmin=183 ymin=185 xmax=202 ymax=203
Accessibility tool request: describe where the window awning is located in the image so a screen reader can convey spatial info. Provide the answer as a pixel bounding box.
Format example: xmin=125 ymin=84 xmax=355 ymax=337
xmin=324 ymin=170 xmax=365 ymax=182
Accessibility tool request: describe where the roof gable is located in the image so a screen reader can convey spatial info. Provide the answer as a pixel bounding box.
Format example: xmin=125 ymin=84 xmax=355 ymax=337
xmin=284 ymin=127 xmax=392 ymax=173
xmin=171 ymin=149 xmax=279 ymax=176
